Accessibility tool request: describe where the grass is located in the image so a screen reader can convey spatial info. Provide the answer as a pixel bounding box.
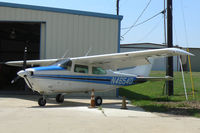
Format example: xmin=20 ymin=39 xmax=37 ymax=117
xmin=119 ymin=71 xmax=200 ymax=117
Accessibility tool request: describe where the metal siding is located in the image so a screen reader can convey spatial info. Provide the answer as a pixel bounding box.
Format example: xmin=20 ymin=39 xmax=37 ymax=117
xmin=189 ymin=49 xmax=200 ymax=72
xmin=40 ymin=23 xmax=46 ymax=59
xmin=0 ymin=6 xmax=119 ymax=58
xmin=73 ymin=15 xmax=79 ymax=56
xmin=81 ymin=16 xmax=89 ymax=56
xmin=0 ymin=6 xmax=120 ymax=97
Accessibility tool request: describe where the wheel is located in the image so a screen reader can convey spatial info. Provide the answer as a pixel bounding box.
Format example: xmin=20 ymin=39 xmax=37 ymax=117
xmin=56 ymin=94 xmax=64 ymax=103
xmin=38 ymin=97 xmax=46 ymax=106
xmin=95 ymin=96 xmax=102 ymax=106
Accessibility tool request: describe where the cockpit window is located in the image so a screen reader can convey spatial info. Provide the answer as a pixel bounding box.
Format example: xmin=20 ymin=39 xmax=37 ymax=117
xmin=74 ymin=64 xmax=88 ymax=73
xmin=59 ymin=59 xmax=72 ymax=70
xmin=92 ymin=67 xmax=106 ymax=75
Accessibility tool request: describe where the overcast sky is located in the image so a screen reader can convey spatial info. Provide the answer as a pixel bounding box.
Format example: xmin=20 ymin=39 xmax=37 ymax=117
xmin=0 ymin=0 xmax=199 ymax=48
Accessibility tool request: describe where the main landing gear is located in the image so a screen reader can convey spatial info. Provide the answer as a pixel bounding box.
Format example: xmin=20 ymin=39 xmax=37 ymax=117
xmin=37 ymin=93 xmax=102 ymax=107
xmin=95 ymin=96 xmax=102 ymax=106
xmin=56 ymin=94 xmax=64 ymax=103
xmin=38 ymin=94 xmax=65 ymax=106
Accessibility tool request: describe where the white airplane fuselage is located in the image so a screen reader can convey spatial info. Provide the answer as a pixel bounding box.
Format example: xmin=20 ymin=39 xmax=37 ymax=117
xmin=18 ymin=65 xmax=138 ymax=95
xmin=9 ymin=48 xmax=192 ymax=106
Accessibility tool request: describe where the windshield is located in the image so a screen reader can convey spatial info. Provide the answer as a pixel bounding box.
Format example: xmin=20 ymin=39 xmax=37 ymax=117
xmin=57 ymin=59 xmax=72 ymax=70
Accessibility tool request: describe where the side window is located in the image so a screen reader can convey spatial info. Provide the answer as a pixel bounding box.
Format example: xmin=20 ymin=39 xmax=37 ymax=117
xmin=92 ymin=67 xmax=107 ymax=75
xmin=74 ymin=64 xmax=88 ymax=73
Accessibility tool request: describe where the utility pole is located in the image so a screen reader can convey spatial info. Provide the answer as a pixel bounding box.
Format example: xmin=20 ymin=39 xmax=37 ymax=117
xmin=166 ymin=0 xmax=173 ymax=96
xmin=116 ymin=0 xmax=119 ymax=15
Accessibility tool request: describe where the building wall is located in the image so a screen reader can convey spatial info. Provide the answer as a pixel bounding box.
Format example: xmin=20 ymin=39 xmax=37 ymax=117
xmin=188 ymin=48 xmax=200 ymax=72
xmin=0 ymin=5 xmax=121 ymax=59
xmin=0 ymin=3 xmax=122 ymax=97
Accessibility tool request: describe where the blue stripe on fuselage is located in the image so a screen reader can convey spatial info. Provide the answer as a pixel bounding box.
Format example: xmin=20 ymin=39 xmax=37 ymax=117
xmin=32 ymin=74 xmax=136 ymax=86
xmin=32 ymin=66 xmax=65 ymax=71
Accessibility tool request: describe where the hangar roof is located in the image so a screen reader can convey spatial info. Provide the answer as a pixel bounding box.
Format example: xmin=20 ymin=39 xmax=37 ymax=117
xmin=0 ymin=2 xmax=123 ymax=20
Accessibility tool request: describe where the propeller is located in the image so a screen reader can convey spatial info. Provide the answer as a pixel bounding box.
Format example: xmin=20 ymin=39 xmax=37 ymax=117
xmin=11 ymin=44 xmax=28 ymax=84
xmin=11 ymin=76 xmax=20 ymax=84
xmin=11 ymin=43 xmax=33 ymax=89
xmin=22 ymin=46 xmax=27 ymax=70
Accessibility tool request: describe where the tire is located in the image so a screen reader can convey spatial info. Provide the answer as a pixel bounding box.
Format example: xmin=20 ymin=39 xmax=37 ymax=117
xmin=95 ymin=96 xmax=102 ymax=106
xmin=38 ymin=97 xmax=46 ymax=106
xmin=56 ymin=94 xmax=64 ymax=103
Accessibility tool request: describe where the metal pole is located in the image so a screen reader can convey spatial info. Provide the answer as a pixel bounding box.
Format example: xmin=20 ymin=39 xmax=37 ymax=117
xmin=116 ymin=0 xmax=119 ymax=15
xmin=166 ymin=0 xmax=173 ymax=96
xmin=164 ymin=0 xmax=167 ymax=45
xmin=187 ymin=48 xmax=195 ymax=99
xmin=179 ymin=56 xmax=188 ymax=101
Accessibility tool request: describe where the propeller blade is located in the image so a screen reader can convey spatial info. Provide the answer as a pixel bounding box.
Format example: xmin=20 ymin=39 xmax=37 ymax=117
xmin=23 ymin=46 xmax=27 ymax=70
xmin=11 ymin=76 xmax=20 ymax=84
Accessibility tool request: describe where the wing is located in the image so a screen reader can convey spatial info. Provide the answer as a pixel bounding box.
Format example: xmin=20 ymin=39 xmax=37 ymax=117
xmin=5 ymin=59 xmax=60 ymax=67
xmin=5 ymin=48 xmax=193 ymax=68
xmin=71 ymin=48 xmax=193 ymax=69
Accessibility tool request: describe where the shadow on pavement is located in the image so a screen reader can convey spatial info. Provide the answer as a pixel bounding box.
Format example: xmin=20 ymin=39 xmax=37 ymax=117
xmin=0 ymin=94 xmax=146 ymax=113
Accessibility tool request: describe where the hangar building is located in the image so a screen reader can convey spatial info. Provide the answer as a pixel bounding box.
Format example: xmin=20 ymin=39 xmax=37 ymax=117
xmin=0 ymin=2 xmax=123 ymax=97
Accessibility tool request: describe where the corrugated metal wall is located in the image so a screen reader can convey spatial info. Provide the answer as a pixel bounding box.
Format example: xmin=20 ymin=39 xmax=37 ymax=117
xmin=188 ymin=48 xmax=200 ymax=72
xmin=0 ymin=4 xmax=121 ymax=97
xmin=0 ymin=6 xmax=119 ymax=59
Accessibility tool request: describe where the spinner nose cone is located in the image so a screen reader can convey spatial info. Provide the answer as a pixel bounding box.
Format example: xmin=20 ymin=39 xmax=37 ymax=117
xmin=17 ymin=70 xmax=27 ymax=77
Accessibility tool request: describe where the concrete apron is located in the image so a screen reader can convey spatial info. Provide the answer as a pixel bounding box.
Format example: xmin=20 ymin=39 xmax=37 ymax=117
xmin=0 ymin=96 xmax=200 ymax=133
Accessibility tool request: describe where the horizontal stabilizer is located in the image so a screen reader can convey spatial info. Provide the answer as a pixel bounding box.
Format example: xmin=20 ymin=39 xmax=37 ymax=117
xmin=137 ymin=76 xmax=173 ymax=81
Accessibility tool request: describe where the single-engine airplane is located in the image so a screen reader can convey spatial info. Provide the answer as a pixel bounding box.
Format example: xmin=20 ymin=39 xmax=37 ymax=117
xmin=6 ymin=48 xmax=192 ymax=106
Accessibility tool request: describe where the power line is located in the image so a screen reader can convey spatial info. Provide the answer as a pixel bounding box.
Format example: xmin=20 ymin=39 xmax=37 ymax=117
xmin=173 ymin=21 xmax=179 ymax=46
xmin=180 ymin=0 xmax=189 ymax=46
xmin=180 ymin=0 xmax=195 ymax=99
xmin=121 ymin=10 xmax=164 ymax=30
xmin=136 ymin=17 xmax=163 ymax=42
xmin=121 ymin=0 xmax=152 ymax=37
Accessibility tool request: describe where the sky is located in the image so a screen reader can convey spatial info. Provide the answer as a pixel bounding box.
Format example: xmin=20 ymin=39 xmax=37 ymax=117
xmin=0 ymin=0 xmax=199 ymax=48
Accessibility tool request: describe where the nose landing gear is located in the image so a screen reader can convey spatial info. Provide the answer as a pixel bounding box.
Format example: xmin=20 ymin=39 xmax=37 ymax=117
xmin=38 ymin=97 xmax=46 ymax=106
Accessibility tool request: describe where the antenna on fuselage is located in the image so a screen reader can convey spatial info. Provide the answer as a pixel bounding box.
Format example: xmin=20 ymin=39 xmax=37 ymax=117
xmin=85 ymin=47 xmax=92 ymax=56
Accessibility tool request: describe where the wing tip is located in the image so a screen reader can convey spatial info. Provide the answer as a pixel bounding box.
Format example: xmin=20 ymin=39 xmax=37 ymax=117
xmin=167 ymin=48 xmax=194 ymax=56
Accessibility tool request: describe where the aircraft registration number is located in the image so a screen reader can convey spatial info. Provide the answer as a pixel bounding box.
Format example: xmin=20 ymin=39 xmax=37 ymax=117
xmin=111 ymin=77 xmax=135 ymax=86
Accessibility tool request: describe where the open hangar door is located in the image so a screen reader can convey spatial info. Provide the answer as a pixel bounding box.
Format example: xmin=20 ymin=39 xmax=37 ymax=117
xmin=0 ymin=22 xmax=41 ymax=91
